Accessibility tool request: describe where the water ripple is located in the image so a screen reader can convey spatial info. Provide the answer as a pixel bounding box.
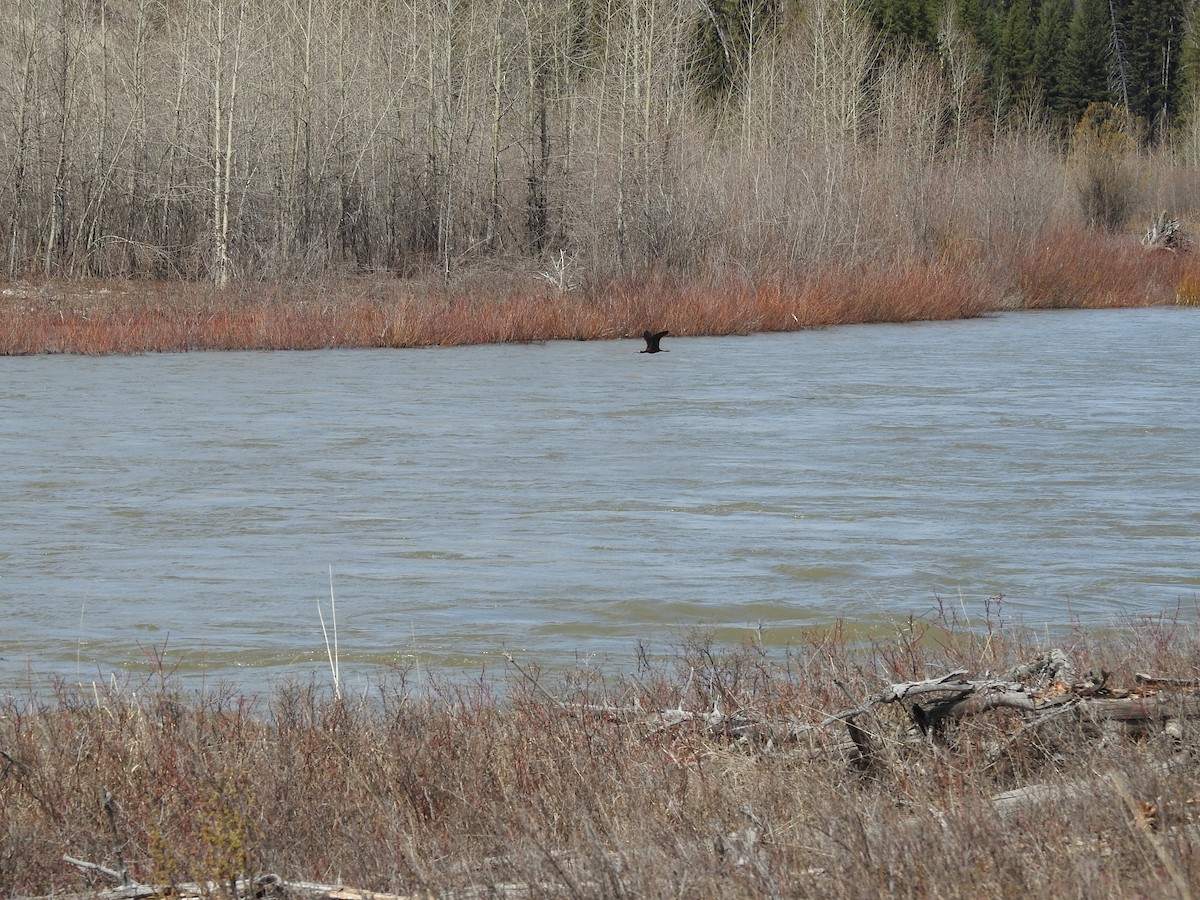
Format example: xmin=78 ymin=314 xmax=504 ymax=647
xmin=3 ymin=308 xmax=1199 ymax=691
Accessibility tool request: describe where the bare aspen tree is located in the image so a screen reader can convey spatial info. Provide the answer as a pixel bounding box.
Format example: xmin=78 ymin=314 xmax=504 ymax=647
xmin=433 ymin=0 xmax=454 ymax=278
xmin=595 ymin=0 xmax=633 ymax=270
xmin=206 ymin=0 xmax=246 ymax=287
xmin=0 ymin=0 xmax=1173 ymax=286
xmin=114 ymin=0 xmax=160 ymax=274
xmin=46 ymin=0 xmax=84 ymax=274
xmin=587 ymin=0 xmax=624 ymax=270
xmin=632 ymin=0 xmax=653 ymax=260
xmin=2 ymin=0 xmax=41 ymax=275
xmin=441 ymin=0 xmax=489 ymax=274
xmin=162 ymin=1 xmax=195 ymax=276
xmin=873 ymin=51 xmax=949 ymax=257
xmin=74 ymin=0 xmax=117 ymax=274
xmin=573 ymin=0 xmax=693 ymax=274
xmin=381 ymin=0 xmax=432 ymax=271
xmin=792 ymin=0 xmax=877 ymax=259
xmin=283 ymin=0 xmax=317 ymax=265
xmin=420 ymin=0 xmax=456 ymax=278
xmin=353 ymin=0 xmax=398 ymax=272
xmin=326 ymin=0 xmax=394 ymax=269
xmin=875 ymin=53 xmax=946 ymax=168
xmin=506 ymin=0 xmax=594 ymax=263
xmin=551 ymin=1 xmax=581 ymax=257
xmin=736 ymin=0 xmax=772 ymax=158
xmin=581 ymin=0 xmax=612 ymax=270
xmin=1180 ymin=85 xmax=1200 ymax=168
xmin=937 ymin=5 xmax=986 ymax=164
xmin=803 ymin=0 xmax=874 ymax=161
xmin=520 ymin=0 xmax=554 ymax=255
xmin=332 ymin=0 xmax=355 ymax=266
xmin=646 ymin=0 xmax=690 ymax=263
xmin=486 ymin=0 xmax=510 ymax=253
xmin=609 ymin=0 xmax=665 ymax=270
xmin=351 ymin=0 xmax=410 ymax=272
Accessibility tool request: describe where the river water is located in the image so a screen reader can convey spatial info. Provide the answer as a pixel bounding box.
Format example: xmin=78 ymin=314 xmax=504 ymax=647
xmin=2 ymin=308 xmax=1198 ymax=693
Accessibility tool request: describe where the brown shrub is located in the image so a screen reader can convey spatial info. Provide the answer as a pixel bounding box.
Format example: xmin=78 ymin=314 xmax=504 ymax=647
xmin=0 ymin=236 xmax=1191 ymax=356
xmin=2 ymin=616 xmax=1198 ymax=898
xmin=1017 ymin=228 xmax=1190 ymax=309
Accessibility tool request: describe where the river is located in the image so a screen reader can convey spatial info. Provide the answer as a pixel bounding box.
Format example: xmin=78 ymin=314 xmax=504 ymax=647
xmin=2 ymin=307 xmax=1197 ymax=693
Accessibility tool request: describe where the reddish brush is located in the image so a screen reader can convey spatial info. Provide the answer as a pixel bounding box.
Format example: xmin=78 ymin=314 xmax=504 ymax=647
xmin=1017 ymin=227 xmax=1189 ymax=309
xmin=0 ymin=235 xmax=1189 ymax=356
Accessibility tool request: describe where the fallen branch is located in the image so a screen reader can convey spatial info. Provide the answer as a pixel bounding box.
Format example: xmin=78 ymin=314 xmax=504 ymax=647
xmin=62 ymin=855 xmax=134 ymax=885
xmin=50 ymin=865 xmax=578 ymax=900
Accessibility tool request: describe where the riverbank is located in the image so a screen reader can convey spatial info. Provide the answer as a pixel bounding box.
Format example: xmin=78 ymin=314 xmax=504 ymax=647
xmin=2 ymin=228 xmax=1196 ymax=355
xmin=3 ymin=611 xmax=1198 ymax=898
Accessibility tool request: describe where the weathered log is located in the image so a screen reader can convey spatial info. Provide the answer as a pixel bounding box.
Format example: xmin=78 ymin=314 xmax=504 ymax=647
xmin=548 ymin=649 xmax=1197 ymax=761
xmin=1143 ymin=211 xmax=1192 ymax=252
xmin=1136 ymin=672 xmax=1200 ymax=689
xmin=52 ymin=865 xmax=543 ymax=900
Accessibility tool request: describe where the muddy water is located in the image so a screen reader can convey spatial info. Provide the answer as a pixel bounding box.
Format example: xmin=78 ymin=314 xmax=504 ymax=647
xmin=2 ymin=308 xmax=1198 ymax=692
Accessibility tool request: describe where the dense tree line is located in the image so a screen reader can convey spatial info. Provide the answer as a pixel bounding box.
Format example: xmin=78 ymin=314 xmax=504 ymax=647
xmin=0 ymin=0 xmax=1196 ymax=285
xmin=860 ymin=0 xmax=1193 ymax=133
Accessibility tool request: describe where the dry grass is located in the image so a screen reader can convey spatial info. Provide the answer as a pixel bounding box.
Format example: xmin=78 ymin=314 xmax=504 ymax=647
xmin=0 ymin=226 xmax=1191 ymax=356
xmin=1017 ymin=227 xmax=1194 ymax=309
xmin=1173 ymin=263 xmax=1200 ymax=306
xmin=3 ymin=613 xmax=1199 ymax=898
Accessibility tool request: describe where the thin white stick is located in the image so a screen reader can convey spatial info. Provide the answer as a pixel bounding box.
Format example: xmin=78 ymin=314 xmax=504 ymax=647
xmin=411 ymin=618 xmax=422 ymax=689
xmin=77 ymin=599 xmax=87 ymax=679
xmin=318 ymin=566 xmax=341 ymax=699
xmin=330 ymin=565 xmax=339 ymax=688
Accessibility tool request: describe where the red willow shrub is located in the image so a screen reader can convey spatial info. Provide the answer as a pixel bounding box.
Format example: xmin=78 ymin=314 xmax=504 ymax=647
xmin=0 ymin=232 xmax=1191 ymax=356
xmin=1018 ymin=227 xmax=1190 ymax=309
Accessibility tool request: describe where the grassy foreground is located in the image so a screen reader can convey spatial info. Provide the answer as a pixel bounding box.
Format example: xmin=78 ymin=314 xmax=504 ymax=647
xmin=3 ymin=611 xmax=1199 ymax=898
xmin=2 ymin=228 xmax=1198 ymax=355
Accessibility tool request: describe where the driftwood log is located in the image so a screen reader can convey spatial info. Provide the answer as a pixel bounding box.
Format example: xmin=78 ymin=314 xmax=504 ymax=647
xmin=54 ymin=868 xmax=506 ymax=900
xmin=521 ymin=648 xmax=1197 ymax=758
xmin=1143 ymin=210 xmax=1192 ymax=252
xmin=815 ymin=649 xmax=1197 ymax=769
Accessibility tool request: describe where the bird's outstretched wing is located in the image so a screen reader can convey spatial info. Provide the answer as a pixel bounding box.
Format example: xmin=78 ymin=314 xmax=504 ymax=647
xmin=641 ymin=330 xmax=669 ymax=352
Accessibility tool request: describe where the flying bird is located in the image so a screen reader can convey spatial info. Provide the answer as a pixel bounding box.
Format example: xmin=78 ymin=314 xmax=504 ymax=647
xmin=640 ymin=330 xmax=669 ymax=353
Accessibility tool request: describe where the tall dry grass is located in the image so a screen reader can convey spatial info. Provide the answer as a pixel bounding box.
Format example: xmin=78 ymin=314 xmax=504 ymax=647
xmin=2 ymin=613 xmax=1198 ymax=898
xmin=1017 ymin=228 xmax=1196 ymax=309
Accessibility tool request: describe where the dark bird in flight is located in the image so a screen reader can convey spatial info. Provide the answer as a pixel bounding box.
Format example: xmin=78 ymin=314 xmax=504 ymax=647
xmin=640 ymin=330 xmax=669 ymax=353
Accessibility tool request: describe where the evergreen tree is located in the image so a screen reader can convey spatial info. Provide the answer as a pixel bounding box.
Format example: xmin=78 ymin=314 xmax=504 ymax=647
xmin=998 ymin=0 xmax=1037 ymax=100
xmin=953 ymin=0 xmax=1003 ymax=108
xmin=1118 ymin=0 xmax=1187 ymax=133
xmin=1061 ymin=0 xmax=1115 ymax=120
xmin=1180 ymin=4 xmax=1200 ymax=118
xmin=954 ymin=0 xmax=996 ymax=43
xmin=863 ymin=0 xmax=937 ymax=48
xmin=1034 ymin=0 xmax=1075 ymax=118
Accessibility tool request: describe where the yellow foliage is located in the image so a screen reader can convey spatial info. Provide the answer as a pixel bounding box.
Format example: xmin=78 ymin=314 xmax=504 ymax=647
xmin=1072 ymin=102 xmax=1138 ymax=155
xmin=144 ymin=777 xmax=256 ymax=895
xmin=1177 ymin=266 xmax=1200 ymax=306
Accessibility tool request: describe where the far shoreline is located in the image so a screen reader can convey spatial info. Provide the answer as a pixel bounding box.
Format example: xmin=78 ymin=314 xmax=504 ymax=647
xmin=2 ymin=227 xmax=1197 ymax=356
